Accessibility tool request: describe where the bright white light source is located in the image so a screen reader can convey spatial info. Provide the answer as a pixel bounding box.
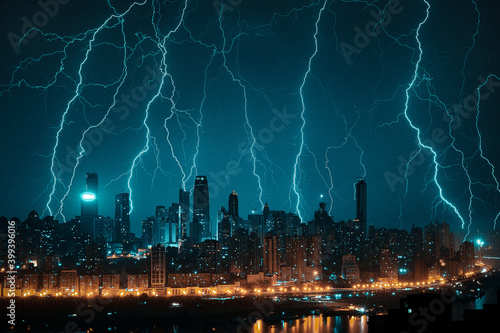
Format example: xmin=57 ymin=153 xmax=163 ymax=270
xmin=82 ymin=192 xmax=96 ymax=201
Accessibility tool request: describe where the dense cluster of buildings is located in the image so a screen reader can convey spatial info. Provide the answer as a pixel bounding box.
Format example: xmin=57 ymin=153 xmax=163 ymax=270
xmin=0 ymin=173 xmax=487 ymax=297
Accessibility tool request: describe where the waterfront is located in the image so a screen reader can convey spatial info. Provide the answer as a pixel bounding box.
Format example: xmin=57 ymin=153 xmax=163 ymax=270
xmin=3 ymin=264 xmax=498 ymax=332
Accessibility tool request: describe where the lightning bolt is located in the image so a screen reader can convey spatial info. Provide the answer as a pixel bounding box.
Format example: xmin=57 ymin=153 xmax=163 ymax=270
xmin=475 ymin=74 xmax=500 ymax=229
xmin=39 ymin=1 xmax=147 ymax=217
xmin=217 ymin=6 xmax=265 ymax=210
xmin=125 ymin=0 xmax=189 ymax=213
xmin=292 ymin=0 xmax=328 ymax=222
xmin=398 ymin=1 xmax=466 ymax=230
xmin=53 ymin=2 xmax=156 ymax=221
xmin=459 ymin=0 xmax=480 ymax=98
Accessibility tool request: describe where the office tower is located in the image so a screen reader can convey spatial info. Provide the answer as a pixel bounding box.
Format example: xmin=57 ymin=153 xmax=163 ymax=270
xmin=115 ymin=193 xmax=130 ymax=243
xmin=81 ymin=173 xmax=98 ymax=238
xmin=142 ymin=217 xmax=154 ymax=247
xmin=355 ymin=179 xmax=367 ymax=238
xmin=166 ymin=203 xmax=180 ymax=245
xmin=151 ymin=244 xmax=166 ymax=287
xmin=228 ymin=191 xmax=239 ymax=234
xmin=81 ymin=172 xmax=98 ymax=217
xmin=218 ymin=207 xmax=231 ymax=272
xmin=218 ymin=207 xmax=230 ymax=244
xmin=193 ymin=175 xmax=210 ymax=243
xmin=228 ymin=191 xmax=239 ymax=219
xmin=179 ymin=188 xmax=190 ymax=239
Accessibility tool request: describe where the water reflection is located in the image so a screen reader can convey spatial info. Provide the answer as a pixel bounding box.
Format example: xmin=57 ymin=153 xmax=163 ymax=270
xmin=250 ymin=315 xmax=368 ymax=333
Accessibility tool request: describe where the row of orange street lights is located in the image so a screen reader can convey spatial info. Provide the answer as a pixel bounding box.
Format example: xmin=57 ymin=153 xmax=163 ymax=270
xmin=18 ymin=277 xmax=458 ymax=298
xmin=252 ymin=286 xmax=332 ymax=294
xmin=352 ymin=277 xmax=446 ymax=290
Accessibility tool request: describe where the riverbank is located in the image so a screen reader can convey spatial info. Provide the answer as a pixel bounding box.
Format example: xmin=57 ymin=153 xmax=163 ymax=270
xmin=3 ymin=266 xmax=498 ymax=332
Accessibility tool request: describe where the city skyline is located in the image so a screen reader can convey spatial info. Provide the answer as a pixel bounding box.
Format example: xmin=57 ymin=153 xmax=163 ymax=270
xmin=0 ymin=172 xmax=484 ymax=241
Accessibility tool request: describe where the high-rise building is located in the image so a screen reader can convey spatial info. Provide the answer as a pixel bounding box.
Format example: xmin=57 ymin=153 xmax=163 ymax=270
xmin=115 ymin=193 xmax=130 ymax=243
xmin=263 ymin=235 xmax=280 ymax=276
xmin=380 ymin=247 xmax=398 ymax=283
xmin=167 ymin=203 xmax=181 ymax=245
xmin=179 ymin=188 xmax=190 ymax=239
xmin=218 ymin=207 xmax=231 ymax=272
xmin=228 ymin=191 xmax=238 ymax=220
xmin=263 ymin=202 xmax=270 ymax=221
xmin=155 ymin=206 xmax=167 ymax=219
xmin=151 ymin=244 xmax=166 ymax=288
xmin=355 ymin=179 xmax=367 ymax=238
xmin=311 ymin=201 xmax=334 ymax=236
xmin=459 ymin=241 xmax=474 ymax=275
xmin=424 ymin=221 xmax=454 ymax=261
xmin=193 ymin=175 xmax=210 ymax=243
xmin=284 ymin=236 xmax=307 ymax=280
xmin=81 ymin=173 xmax=98 ymax=238
xmin=81 ymin=173 xmax=98 ymax=217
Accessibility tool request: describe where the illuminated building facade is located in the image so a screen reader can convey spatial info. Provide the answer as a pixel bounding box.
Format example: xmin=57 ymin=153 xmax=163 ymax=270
xmin=193 ymin=175 xmax=210 ymax=243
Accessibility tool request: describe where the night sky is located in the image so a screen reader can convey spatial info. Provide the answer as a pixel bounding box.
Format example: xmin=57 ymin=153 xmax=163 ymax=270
xmin=1 ymin=0 xmax=499 ymax=239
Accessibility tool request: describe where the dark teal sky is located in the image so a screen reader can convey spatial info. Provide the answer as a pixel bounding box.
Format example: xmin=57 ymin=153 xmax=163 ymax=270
xmin=1 ymin=0 xmax=499 ymax=239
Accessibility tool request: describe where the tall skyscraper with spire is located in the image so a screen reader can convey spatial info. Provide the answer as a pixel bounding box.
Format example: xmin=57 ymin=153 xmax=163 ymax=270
xmin=193 ymin=176 xmax=210 ymax=243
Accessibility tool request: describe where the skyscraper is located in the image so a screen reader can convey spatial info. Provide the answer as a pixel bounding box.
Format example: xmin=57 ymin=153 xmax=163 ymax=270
xmin=179 ymin=188 xmax=190 ymax=239
xmin=115 ymin=193 xmax=130 ymax=243
xmin=193 ymin=176 xmax=210 ymax=243
xmin=228 ymin=191 xmax=238 ymax=219
xmin=355 ymin=179 xmax=367 ymax=238
xmin=81 ymin=172 xmax=98 ymax=238
xmin=81 ymin=172 xmax=98 ymax=218
xmin=228 ymin=191 xmax=239 ymax=233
